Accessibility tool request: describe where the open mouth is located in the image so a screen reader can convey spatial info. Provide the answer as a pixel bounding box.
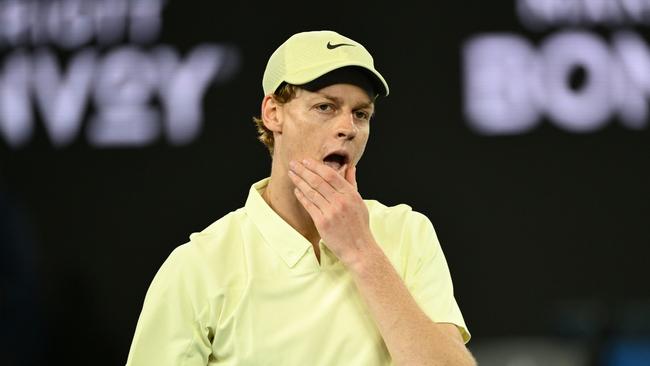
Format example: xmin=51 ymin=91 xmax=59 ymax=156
xmin=323 ymin=152 xmax=349 ymax=173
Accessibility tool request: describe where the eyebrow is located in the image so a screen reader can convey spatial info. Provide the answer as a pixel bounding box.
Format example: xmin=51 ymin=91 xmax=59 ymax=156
xmin=317 ymin=93 xmax=375 ymax=110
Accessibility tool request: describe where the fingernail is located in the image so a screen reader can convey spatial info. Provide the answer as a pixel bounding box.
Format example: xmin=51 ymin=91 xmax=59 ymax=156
xmin=302 ymin=159 xmax=309 ymax=166
xmin=289 ymin=160 xmax=295 ymax=169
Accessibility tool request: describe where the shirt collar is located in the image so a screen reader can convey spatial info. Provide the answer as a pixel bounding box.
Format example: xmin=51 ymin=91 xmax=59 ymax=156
xmin=245 ymin=178 xmax=312 ymax=268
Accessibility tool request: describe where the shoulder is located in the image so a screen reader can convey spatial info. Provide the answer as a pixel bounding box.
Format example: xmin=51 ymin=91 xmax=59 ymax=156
xmin=180 ymin=208 xmax=247 ymax=258
xmin=177 ymin=207 xmax=249 ymax=266
xmin=365 ymin=199 xmax=434 ymax=234
xmin=364 ymin=199 xmax=439 ymax=258
xmin=156 ymin=208 xmax=249 ymax=289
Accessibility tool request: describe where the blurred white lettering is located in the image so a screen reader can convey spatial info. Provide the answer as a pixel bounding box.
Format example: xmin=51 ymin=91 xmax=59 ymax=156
xmin=0 ymin=0 xmax=240 ymax=148
xmin=463 ymin=34 xmax=541 ymax=135
xmin=0 ymin=52 xmax=32 ymax=147
xmin=0 ymin=0 xmax=164 ymax=48
xmin=0 ymin=46 xmax=237 ymax=148
xmin=34 ymin=49 xmax=96 ymax=147
xmin=611 ymin=31 xmax=650 ymax=129
xmin=155 ymin=46 xmax=227 ymax=145
xmin=541 ymin=32 xmax=612 ymax=132
xmin=517 ymin=0 xmax=650 ymax=30
xmin=89 ymin=46 xmax=159 ymax=147
xmin=464 ymin=31 xmax=650 ymax=135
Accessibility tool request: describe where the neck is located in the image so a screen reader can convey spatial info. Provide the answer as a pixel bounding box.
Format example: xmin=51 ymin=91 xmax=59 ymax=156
xmin=262 ymin=164 xmax=320 ymax=247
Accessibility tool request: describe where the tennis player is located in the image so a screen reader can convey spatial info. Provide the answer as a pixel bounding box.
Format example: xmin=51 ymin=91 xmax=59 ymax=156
xmin=126 ymin=30 xmax=475 ymax=366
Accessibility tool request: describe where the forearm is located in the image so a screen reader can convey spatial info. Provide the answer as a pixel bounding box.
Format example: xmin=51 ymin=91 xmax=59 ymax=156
xmin=348 ymin=240 xmax=476 ymax=366
xmin=287 ymin=160 xmax=474 ymax=364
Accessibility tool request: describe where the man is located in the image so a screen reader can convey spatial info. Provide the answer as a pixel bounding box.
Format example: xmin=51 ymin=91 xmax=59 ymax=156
xmin=127 ymin=30 xmax=475 ymax=365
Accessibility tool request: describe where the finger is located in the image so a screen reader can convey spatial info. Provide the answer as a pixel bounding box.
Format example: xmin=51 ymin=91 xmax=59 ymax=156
xmin=288 ymin=169 xmax=328 ymax=210
xmin=294 ymin=187 xmax=324 ymax=223
xmin=346 ymin=165 xmax=358 ymax=191
xmin=302 ymin=159 xmax=349 ymax=192
xmin=291 ymin=160 xmax=338 ymax=200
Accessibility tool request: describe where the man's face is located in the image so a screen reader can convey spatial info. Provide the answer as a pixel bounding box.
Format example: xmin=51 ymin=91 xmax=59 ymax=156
xmin=274 ymin=83 xmax=375 ymax=177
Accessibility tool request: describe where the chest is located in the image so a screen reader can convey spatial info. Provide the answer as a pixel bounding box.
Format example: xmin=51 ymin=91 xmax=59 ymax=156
xmin=210 ymin=269 xmax=392 ymax=365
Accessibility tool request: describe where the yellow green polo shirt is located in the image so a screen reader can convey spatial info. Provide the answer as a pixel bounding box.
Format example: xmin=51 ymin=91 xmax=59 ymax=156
xmin=126 ymin=178 xmax=469 ymax=366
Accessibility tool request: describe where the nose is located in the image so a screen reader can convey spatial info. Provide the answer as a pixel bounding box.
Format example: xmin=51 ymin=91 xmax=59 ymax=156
xmin=335 ymin=113 xmax=358 ymax=140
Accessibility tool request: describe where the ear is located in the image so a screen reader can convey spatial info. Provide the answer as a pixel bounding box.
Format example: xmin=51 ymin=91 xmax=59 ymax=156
xmin=261 ymin=95 xmax=283 ymax=133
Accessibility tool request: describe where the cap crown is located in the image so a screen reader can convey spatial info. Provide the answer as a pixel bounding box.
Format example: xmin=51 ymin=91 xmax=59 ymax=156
xmin=262 ymin=30 xmax=389 ymax=96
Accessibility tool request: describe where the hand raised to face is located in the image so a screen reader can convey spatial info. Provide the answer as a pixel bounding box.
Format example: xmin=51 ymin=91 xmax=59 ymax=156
xmin=288 ymin=159 xmax=376 ymax=268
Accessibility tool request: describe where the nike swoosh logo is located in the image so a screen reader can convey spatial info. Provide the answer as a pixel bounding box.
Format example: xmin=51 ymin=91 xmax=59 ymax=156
xmin=327 ymin=41 xmax=355 ymax=50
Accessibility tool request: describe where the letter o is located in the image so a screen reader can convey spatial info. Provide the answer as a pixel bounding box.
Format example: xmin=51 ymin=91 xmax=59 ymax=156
xmin=540 ymin=31 xmax=613 ymax=132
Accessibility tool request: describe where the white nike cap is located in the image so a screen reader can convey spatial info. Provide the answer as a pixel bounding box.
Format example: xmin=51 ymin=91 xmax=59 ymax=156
xmin=262 ymin=30 xmax=389 ymax=97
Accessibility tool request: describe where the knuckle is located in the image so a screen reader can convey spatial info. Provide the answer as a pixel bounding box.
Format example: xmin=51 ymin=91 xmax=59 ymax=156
xmin=320 ymin=215 xmax=332 ymax=229
xmin=308 ymin=189 xmax=321 ymax=202
xmin=308 ymin=176 xmax=321 ymax=188
xmin=316 ymin=217 xmax=327 ymax=229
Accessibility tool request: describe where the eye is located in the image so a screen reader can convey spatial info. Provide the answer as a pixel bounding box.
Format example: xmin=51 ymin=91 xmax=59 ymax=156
xmin=315 ymin=103 xmax=335 ymax=113
xmin=354 ymin=110 xmax=371 ymax=120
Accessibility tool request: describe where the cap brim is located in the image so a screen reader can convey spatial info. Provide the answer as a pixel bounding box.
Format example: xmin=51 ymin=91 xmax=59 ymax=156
xmin=283 ymin=61 xmax=389 ymax=97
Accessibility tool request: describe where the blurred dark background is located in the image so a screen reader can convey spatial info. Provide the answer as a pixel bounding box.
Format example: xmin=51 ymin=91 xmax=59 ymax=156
xmin=1 ymin=0 xmax=648 ymax=365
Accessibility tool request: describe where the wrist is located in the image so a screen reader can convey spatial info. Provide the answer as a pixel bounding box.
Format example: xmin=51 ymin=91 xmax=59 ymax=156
xmin=344 ymin=236 xmax=383 ymax=275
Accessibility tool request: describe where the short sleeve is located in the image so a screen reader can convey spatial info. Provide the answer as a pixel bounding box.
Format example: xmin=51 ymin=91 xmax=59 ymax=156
xmin=402 ymin=212 xmax=471 ymax=343
xmin=126 ymin=244 xmax=214 ymax=365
